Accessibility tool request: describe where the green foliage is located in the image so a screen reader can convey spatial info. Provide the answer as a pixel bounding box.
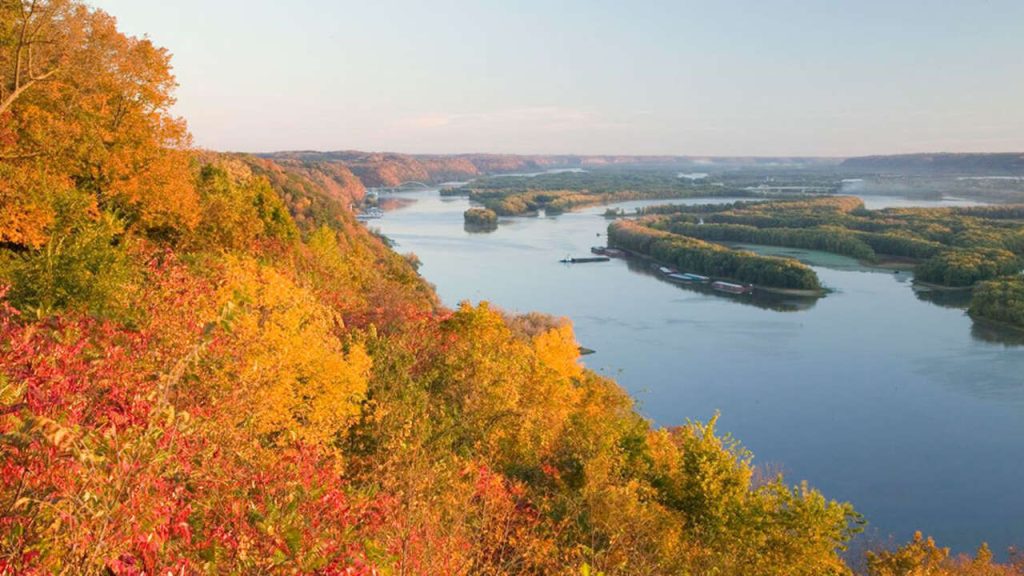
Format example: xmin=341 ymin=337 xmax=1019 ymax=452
xmin=0 ymin=189 xmax=136 ymax=318
xmin=634 ymin=196 xmax=1024 ymax=288
xmin=666 ymin=221 xmax=878 ymax=261
xmin=609 ymin=220 xmax=821 ymax=290
xmin=916 ymin=249 xmax=1020 ymax=287
xmin=969 ymin=276 xmax=1024 ymax=328
xmin=194 ymin=164 xmax=298 ymax=250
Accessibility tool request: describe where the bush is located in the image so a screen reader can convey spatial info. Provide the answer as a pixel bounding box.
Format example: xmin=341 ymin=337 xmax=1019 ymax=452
xmin=0 ymin=190 xmax=136 ymax=318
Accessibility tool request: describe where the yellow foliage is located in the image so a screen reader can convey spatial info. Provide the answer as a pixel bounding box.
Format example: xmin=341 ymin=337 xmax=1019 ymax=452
xmin=440 ymin=302 xmax=582 ymax=466
xmin=217 ymin=257 xmax=370 ymax=447
xmin=533 ymin=322 xmax=583 ymax=380
xmin=865 ymin=532 xmax=1024 ymax=576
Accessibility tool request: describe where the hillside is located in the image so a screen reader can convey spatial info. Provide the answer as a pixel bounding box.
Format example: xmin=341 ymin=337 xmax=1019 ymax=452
xmin=0 ymin=2 xmax=1019 ymax=575
xmin=262 ymin=151 xmax=844 ymax=188
xmin=841 ymin=153 xmax=1024 ymax=175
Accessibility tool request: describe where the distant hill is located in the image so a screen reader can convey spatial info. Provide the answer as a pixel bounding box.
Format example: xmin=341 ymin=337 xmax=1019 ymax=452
xmin=259 ymin=151 xmax=842 ymax=187
xmin=841 ymin=153 xmax=1024 ymax=175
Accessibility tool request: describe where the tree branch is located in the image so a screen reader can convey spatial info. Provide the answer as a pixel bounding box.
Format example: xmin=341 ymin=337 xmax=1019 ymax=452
xmin=0 ymin=65 xmax=57 ymax=115
xmin=1 ymin=0 xmax=60 ymax=115
xmin=0 ymin=149 xmax=46 ymax=161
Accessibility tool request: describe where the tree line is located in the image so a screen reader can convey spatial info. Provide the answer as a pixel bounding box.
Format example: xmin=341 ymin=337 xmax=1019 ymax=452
xmin=608 ymin=220 xmax=822 ymax=290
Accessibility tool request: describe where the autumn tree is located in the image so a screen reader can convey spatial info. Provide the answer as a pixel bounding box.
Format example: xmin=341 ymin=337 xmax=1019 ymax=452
xmin=1 ymin=0 xmax=198 ymax=247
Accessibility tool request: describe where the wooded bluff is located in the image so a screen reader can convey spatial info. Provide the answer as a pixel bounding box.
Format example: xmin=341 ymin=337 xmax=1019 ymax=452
xmin=1 ymin=2 xmax=1021 ymax=574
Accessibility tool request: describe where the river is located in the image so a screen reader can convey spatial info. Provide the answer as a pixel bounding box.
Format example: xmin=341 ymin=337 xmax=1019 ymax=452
xmin=373 ymin=189 xmax=1024 ymax=557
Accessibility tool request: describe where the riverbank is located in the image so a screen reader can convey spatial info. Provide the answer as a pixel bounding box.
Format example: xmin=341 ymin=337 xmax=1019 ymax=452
xmin=755 ymin=285 xmax=829 ymax=297
xmin=375 ymin=186 xmax=1024 ymax=558
xmin=913 ymin=280 xmax=975 ymax=292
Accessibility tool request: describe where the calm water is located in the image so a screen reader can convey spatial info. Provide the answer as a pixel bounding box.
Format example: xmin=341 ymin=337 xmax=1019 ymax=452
xmin=374 ymin=190 xmax=1024 ymax=556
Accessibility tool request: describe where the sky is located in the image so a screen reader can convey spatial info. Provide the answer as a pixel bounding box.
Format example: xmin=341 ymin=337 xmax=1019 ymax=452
xmin=89 ymin=0 xmax=1024 ymax=157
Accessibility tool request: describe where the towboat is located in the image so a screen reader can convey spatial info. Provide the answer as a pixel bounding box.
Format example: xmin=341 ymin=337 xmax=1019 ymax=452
xmin=592 ymin=246 xmax=625 ymax=258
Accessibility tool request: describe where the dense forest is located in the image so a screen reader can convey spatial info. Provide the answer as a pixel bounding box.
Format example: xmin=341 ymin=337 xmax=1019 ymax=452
xmin=608 ymin=220 xmax=823 ymax=291
xmin=618 ymin=198 xmax=1024 ymax=325
xmin=969 ymin=277 xmax=1024 ymax=330
xmin=1 ymin=2 xmax=1022 ymax=574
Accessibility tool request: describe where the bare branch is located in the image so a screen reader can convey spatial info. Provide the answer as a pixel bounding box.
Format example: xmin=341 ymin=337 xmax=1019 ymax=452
xmin=0 ymin=64 xmax=58 ymax=115
xmin=0 ymin=149 xmax=46 ymax=161
xmin=2 ymin=0 xmax=61 ymax=114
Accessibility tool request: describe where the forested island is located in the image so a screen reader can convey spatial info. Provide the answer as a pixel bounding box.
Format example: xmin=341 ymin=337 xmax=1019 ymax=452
xmin=613 ymin=197 xmax=1024 ymax=328
xmin=446 ymin=171 xmax=757 ymax=217
xmin=463 ymin=207 xmax=499 ymax=231
xmin=608 ymin=220 xmax=823 ymax=291
xmin=0 ymin=2 xmax=1021 ymax=574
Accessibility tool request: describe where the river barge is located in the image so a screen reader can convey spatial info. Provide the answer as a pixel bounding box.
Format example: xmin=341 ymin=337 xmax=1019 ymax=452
xmin=560 ymin=256 xmax=611 ymax=263
xmin=711 ymin=281 xmax=753 ymax=295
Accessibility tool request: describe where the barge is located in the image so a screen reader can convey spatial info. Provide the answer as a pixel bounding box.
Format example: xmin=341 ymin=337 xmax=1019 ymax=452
xmin=666 ymin=272 xmax=711 ymax=284
xmin=560 ymin=256 xmax=611 ymax=264
xmin=711 ymin=281 xmax=753 ymax=295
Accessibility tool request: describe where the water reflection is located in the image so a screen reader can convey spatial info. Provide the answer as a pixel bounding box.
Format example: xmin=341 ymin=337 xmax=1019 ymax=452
xmin=464 ymin=222 xmax=498 ymax=234
xmin=971 ymin=320 xmax=1024 ymax=347
xmin=913 ymin=286 xmax=974 ymax=309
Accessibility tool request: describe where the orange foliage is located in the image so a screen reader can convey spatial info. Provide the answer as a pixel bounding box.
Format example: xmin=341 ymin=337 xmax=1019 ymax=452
xmin=1 ymin=1 xmax=199 ymax=244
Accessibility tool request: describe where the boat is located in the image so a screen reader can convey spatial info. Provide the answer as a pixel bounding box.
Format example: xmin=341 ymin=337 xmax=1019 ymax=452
xmin=560 ymin=256 xmax=611 ymax=264
xmin=665 ymin=273 xmax=694 ymax=283
xmin=667 ymin=272 xmax=711 ymax=283
xmin=592 ymin=246 xmax=625 ymax=258
xmin=711 ymin=281 xmax=753 ymax=294
xmin=679 ymin=273 xmax=710 ymax=283
xmin=657 ymin=266 xmax=677 ymax=275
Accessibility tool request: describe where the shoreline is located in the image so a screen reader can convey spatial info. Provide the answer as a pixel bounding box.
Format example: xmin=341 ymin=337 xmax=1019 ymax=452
xmin=754 ymin=285 xmax=829 ymax=297
xmin=870 ymin=256 xmax=921 ymax=270
xmin=968 ymin=313 xmax=1024 ymax=335
xmin=912 ymin=280 xmax=975 ymax=292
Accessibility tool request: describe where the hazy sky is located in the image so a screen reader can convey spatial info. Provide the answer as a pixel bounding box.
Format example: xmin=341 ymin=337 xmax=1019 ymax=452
xmin=89 ymin=0 xmax=1024 ymax=156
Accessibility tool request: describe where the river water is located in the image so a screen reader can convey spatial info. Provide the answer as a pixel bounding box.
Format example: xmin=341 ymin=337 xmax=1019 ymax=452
xmin=374 ymin=190 xmax=1024 ymax=556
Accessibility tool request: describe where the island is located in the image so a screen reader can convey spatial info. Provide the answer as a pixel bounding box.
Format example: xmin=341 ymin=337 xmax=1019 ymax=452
xmin=613 ymin=196 xmax=1024 ymax=327
xmin=463 ymin=206 xmax=499 ymax=231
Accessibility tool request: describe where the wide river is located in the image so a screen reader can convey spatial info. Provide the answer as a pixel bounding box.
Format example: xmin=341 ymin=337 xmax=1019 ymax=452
xmin=374 ymin=189 xmax=1024 ymax=556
